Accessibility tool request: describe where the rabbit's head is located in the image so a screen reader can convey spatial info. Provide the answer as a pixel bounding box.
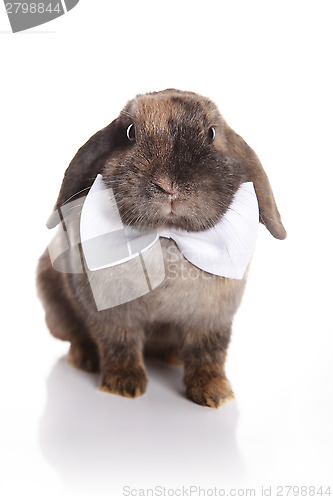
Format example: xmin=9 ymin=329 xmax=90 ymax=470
xmin=48 ymin=89 xmax=286 ymax=239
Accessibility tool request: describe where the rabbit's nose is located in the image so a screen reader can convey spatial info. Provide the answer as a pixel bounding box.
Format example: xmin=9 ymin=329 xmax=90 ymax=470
xmin=168 ymin=191 xmax=178 ymax=202
xmin=153 ymin=182 xmax=179 ymax=200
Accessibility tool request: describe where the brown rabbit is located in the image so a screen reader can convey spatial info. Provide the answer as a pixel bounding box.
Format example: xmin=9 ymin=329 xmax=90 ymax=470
xmin=37 ymin=89 xmax=286 ymax=408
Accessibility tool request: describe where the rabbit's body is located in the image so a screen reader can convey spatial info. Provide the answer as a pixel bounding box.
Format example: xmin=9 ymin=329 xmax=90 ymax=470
xmin=38 ymin=236 xmax=245 ymax=404
xmin=37 ymin=89 xmax=286 ymax=407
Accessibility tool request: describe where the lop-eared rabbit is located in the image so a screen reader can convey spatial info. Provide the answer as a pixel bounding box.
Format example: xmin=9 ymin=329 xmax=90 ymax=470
xmin=37 ymin=89 xmax=286 ymax=408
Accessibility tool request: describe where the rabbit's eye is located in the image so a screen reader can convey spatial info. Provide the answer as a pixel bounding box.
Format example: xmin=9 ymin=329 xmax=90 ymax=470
xmin=208 ymin=126 xmax=216 ymax=141
xmin=127 ymin=123 xmax=135 ymax=141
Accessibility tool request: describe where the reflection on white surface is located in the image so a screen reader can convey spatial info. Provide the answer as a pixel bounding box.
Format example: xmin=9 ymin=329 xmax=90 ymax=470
xmin=38 ymin=356 xmax=246 ymax=497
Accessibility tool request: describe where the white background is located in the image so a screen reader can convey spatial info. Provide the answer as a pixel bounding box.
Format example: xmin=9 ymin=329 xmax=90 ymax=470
xmin=0 ymin=1 xmax=332 ymax=499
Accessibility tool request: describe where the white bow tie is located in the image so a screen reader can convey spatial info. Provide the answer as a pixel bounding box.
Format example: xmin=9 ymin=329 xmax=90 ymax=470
xmin=80 ymin=174 xmax=259 ymax=280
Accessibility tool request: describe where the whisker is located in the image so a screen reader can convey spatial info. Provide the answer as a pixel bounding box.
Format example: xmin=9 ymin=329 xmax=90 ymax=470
xmin=62 ymin=187 xmax=91 ymax=206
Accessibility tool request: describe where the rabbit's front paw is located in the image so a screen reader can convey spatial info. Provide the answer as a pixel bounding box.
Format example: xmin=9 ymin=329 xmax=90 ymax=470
xmin=99 ymin=365 xmax=148 ymax=398
xmin=186 ymin=376 xmax=234 ymax=408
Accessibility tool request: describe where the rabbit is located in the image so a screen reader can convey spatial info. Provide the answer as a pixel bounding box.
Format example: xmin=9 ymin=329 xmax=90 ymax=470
xmin=37 ymin=89 xmax=286 ymax=408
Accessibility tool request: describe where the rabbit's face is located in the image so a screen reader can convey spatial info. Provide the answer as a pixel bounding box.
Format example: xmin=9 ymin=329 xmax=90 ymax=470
xmin=103 ymin=91 xmax=246 ymax=232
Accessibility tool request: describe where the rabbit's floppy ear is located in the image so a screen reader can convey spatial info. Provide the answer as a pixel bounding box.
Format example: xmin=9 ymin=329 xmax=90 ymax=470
xmin=224 ymin=124 xmax=287 ymax=240
xmin=47 ymin=118 xmax=120 ymax=229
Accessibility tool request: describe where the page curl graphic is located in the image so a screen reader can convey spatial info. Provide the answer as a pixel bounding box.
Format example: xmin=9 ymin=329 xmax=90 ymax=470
xmin=4 ymin=0 xmax=80 ymax=33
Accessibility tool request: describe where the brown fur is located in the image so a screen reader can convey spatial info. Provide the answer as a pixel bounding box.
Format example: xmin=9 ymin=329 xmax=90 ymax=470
xmin=37 ymin=89 xmax=286 ymax=407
